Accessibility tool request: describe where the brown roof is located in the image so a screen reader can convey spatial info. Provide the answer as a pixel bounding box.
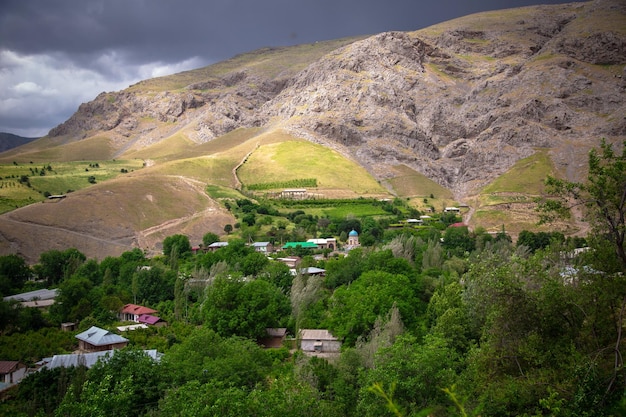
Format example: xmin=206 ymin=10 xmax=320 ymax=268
xmin=299 ymin=329 xmax=338 ymax=341
xmin=0 ymin=361 xmax=20 ymax=374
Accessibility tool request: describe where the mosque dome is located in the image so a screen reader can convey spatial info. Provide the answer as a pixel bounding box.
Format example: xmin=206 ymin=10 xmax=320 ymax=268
xmin=349 ymin=230 xmax=358 ymax=236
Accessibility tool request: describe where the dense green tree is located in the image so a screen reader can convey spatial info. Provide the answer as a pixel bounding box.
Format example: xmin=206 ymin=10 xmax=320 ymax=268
xmin=16 ymin=366 xmax=80 ymax=416
xmin=132 ymin=265 xmax=175 ymax=305
xmin=259 ymin=260 xmax=293 ymax=293
xmin=202 ymin=232 xmax=220 ymax=247
xmin=35 ymin=248 xmax=86 ymax=286
xmin=358 ymin=334 xmax=459 ymax=416
xmin=240 ymin=251 xmax=269 ymax=277
xmin=162 ymin=234 xmax=192 ymax=265
xmin=0 ymin=254 xmax=31 ymax=296
xmin=203 ymin=276 xmax=291 ymax=339
xmin=329 ymin=270 xmax=423 ymax=345
xmin=163 ymin=327 xmax=273 ymax=388
xmin=324 ymin=247 xmax=366 ymax=289
xmin=49 ymin=275 xmax=94 ymax=323
xmin=442 ymin=225 xmax=475 ymax=256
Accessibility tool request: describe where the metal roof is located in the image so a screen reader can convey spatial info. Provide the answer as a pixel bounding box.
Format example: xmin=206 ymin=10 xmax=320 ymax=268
xmin=75 ymin=326 xmax=128 ymax=346
xmin=137 ymin=314 xmax=162 ymax=325
xmin=299 ymin=329 xmax=338 ymax=341
xmin=282 ymin=241 xmax=318 ymax=249
xmin=3 ymin=288 xmax=58 ymax=302
xmin=44 ymin=349 xmax=161 ymax=369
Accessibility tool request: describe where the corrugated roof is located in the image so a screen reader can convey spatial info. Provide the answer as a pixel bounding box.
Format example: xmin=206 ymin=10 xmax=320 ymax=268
xmin=120 ymin=304 xmax=157 ymax=315
xmin=208 ymin=241 xmax=229 ymax=248
xmin=3 ymin=288 xmax=58 ymax=302
xmin=75 ymin=326 xmax=128 ymax=346
xmin=299 ymin=329 xmax=338 ymax=341
xmin=44 ymin=349 xmax=162 ymax=369
xmin=0 ymin=361 xmax=20 ymax=374
xmin=137 ymin=314 xmax=162 ymax=325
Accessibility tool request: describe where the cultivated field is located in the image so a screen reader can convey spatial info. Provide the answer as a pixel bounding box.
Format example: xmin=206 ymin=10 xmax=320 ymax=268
xmin=0 ymin=159 xmax=144 ymax=214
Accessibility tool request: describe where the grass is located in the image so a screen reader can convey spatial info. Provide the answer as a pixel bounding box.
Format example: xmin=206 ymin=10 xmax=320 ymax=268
xmin=0 ymin=160 xmax=144 ymax=213
xmin=0 ymin=136 xmax=114 ymax=163
xmin=205 ymin=185 xmax=247 ymax=200
xmin=387 ymin=165 xmax=453 ymax=199
xmin=238 ymin=139 xmax=386 ymax=195
xmin=122 ymin=133 xmax=196 ymax=160
xmin=482 ymin=150 xmax=555 ymax=196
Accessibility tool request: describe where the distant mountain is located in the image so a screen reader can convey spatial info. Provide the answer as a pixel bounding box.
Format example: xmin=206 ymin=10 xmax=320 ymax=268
xmin=0 ymin=132 xmax=39 ymax=152
xmin=0 ymin=0 xmax=624 ymax=262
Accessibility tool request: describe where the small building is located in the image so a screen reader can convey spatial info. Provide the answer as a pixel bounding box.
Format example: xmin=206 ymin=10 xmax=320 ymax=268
xmin=282 ymin=241 xmax=318 ymax=250
xmin=257 ymin=328 xmax=287 ymax=349
xmin=119 ymin=304 xmax=158 ymax=322
xmin=0 ymin=361 xmax=27 ymax=386
xmin=405 ymin=218 xmax=423 ymax=225
xmin=299 ymin=329 xmax=341 ymax=356
xmin=444 ymin=207 xmax=460 ymax=213
xmin=347 ymin=230 xmax=360 ymax=247
xmin=43 ymin=349 xmax=161 ymax=370
xmin=307 ymin=238 xmax=337 ymax=251
xmin=281 ymin=189 xmax=307 ymax=199
xmin=275 ymin=256 xmax=301 ymax=268
xmin=252 ymin=241 xmax=274 ymax=254
xmin=207 ymin=241 xmax=229 ymax=252
xmin=75 ymin=326 xmax=129 ymax=352
xmin=61 ymin=322 xmax=78 ymax=332
xmin=137 ymin=314 xmax=167 ymax=327
xmin=291 ymin=267 xmax=326 ymax=277
xmin=3 ymin=288 xmax=58 ymax=309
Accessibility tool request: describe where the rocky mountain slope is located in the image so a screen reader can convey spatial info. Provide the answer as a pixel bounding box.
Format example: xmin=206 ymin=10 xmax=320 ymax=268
xmin=39 ymin=0 xmax=626 ymax=197
xmin=0 ymin=0 xmax=625 ymax=262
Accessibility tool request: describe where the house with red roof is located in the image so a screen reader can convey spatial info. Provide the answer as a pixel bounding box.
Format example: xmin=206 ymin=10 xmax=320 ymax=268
xmin=119 ymin=304 xmax=166 ymax=327
xmin=119 ymin=304 xmax=158 ymax=322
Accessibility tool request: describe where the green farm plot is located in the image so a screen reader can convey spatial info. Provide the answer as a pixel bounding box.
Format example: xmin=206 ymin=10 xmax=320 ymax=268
xmin=275 ymin=199 xmax=400 ymax=220
xmin=0 ymin=160 xmax=144 ymax=213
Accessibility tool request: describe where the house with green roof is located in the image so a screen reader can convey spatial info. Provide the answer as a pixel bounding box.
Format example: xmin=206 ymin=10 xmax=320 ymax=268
xmin=282 ymin=241 xmax=318 ymax=250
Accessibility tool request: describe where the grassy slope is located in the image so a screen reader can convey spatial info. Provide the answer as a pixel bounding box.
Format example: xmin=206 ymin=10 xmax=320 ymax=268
xmin=471 ymin=149 xmax=576 ymax=233
xmin=0 ymin=136 xmax=114 ymax=163
xmin=237 ymin=137 xmax=388 ymax=196
xmin=387 ymin=164 xmax=453 ymax=199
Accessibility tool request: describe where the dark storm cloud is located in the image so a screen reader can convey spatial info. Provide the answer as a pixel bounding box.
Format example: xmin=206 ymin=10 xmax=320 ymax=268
xmin=0 ymin=0 xmax=581 ymax=137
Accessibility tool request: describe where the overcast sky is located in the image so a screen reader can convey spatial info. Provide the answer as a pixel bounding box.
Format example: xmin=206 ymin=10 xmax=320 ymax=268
xmin=0 ymin=0 xmax=581 ymax=138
